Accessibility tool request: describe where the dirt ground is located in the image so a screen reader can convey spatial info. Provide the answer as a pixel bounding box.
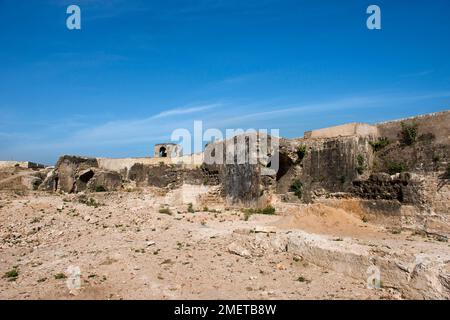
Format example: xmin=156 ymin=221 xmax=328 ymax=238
xmin=0 ymin=189 xmax=447 ymax=300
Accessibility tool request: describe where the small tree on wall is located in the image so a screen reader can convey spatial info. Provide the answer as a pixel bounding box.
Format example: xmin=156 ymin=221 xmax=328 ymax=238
xmin=356 ymin=154 xmax=365 ymax=175
xmin=369 ymin=137 xmax=390 ymax=152
xmin=296 ymin=145 xmax=307 ymax=162
xmin=400 ymin=121 xmax=419 ymax=145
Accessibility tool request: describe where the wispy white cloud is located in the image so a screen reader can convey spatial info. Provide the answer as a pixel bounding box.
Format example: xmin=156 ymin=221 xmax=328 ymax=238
xmin=68 ymin=103 xmax=221 ymax=141
xmin=0 ymin=102 xmax=222 ymax=162
xmin=2 ymin=90 xmax=449 ymax=164
xmin=151 ymin=103 xmax=221 ymax=119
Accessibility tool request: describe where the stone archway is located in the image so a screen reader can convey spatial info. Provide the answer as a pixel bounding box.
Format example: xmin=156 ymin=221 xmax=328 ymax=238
xmin=159 ymin=146 xmax=167 ymax=157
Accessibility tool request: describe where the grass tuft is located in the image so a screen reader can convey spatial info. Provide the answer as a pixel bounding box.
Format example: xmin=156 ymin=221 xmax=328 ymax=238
xmin=54 ymin=273 xmax=67 ymax=280
xmin=3 ymin=268 xmax=19 ymax=281
xmin=289 ymin=180 xmax=303 ymax=198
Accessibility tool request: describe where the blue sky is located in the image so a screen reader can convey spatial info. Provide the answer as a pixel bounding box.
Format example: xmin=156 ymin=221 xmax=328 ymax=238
xmin=0 ymin=0 xmax=449 ymax=164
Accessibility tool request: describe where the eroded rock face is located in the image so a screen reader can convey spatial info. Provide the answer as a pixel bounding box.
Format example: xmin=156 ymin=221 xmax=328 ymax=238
xmin=86 ymin=170 xmax=122 ymax=192
xmin=0 ymin=170 xmax=44 ymax=191
xmin=351 ymin=172 xmax=424 ymax=205
xmin=39 ymin=169 xmax=58 ymax=191
xmin=44 ymin=155 xmax=123 ymax=193
xmin=55 ymin=155 xmax=99 ymax=193
xmin=20 ymin=174 xmax=43 ymax=191
xmin=271 ymin=136 xmax=375 ymax=203
xmin=301 ymin=137 xmax=374 ymax=195
xmin=127 ymin=163 xmax=221 ymax=188
xmin=223 ymin=163 xmax=261 ymax=205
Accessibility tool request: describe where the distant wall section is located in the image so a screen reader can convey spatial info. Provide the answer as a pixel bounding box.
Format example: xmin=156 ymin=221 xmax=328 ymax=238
xmin=304 ymin=123 xmax=378 ymax=139
xmin=0 ymin=161 xmax=45 ymax=169
xmin=376 ymin=111 xmax=450 ymax=144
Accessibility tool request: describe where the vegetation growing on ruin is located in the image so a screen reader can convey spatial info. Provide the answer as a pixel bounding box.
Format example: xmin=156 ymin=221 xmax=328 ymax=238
xmin=289 ymin=180 xmax=303 ymax=198
xmin=242 ymin=205 xmax=276 ymax=221
xmin=296 ymin=145 xmax=307 ymax=162
xmin=356 ymin=154 xmax=365 ymax=175
xmin=387 ymin=162 xmax=407 ymax=175
xmin=187 ymin=203 xmax=195 ymax=213
xmin=400 ymin=121 xmax=419 ymax=145
xmin=260 ymin=206 xmax=276 ymax=215
xmin=370 ymin=137 xmax=390 ymax=151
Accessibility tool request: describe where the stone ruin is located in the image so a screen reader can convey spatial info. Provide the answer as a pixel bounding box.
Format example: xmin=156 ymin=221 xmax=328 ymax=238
xmin=153 ymin=143 xmax=182 ymax=158
xmin=1 ymin=110 xmax=449 ymax=236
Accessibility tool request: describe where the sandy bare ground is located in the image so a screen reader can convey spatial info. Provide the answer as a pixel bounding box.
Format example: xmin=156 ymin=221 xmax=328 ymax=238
xmin=0 ymin=189 xmax=447 ymax=300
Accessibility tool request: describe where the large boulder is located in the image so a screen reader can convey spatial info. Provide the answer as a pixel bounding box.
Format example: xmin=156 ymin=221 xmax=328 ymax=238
xmin=86 ymin=170 xmax=122 ymax=192
xmin=39 ymin=169 xmax=58 ymax=191
xmin=0 ymin=167 xmax=45 ymax=191
xmin=53 ymin=155 xmax=99 ymax=193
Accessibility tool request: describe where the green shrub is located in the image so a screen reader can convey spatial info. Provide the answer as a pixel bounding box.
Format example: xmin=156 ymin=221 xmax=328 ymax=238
xmin=54 ymin=273 xmax=67 ymax=280
xmin=187 ymin=203 xmax=195 ymax=213
xmin=242 ymin=206 xmax=276 ymax=220
xmin=356 ymin=154 xmax=365 ymax=175
xmin=370 ymin=137 xmax=390 ymax=151
xmin=400 ymin=121 xmax=418 ymax=145
xmin=289 ymin=180 xmax=303 ymax=198
xmin=3 ymin=268 xmax=19 ymax=281
xmin=296 ymin=145 xmax=307 ymax=162
xmin=261 ymin=206 xmax=276 ymax=215
xmin=357 ymin=154 xmax=364 ymax=166
xmin=95 ymin=186 xmax=107 ymax=192
xmin=387 ymin=162 xmax=407 ymax=175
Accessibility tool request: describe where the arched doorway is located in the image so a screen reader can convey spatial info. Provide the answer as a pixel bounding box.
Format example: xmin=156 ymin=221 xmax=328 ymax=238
xmin=159 ymin=146 xmax=167 ymax=157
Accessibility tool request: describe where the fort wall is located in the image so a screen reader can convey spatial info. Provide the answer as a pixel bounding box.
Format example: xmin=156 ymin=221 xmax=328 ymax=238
xmin=376 ymin=111 xmax=450 ymax=144
xmin=304 ymin=123 xmax=378 ymax=139
xmin=96 ymin=153 xmax=204 ymax=172
xmin=0 ymin=161 xmax=45 ymax=169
